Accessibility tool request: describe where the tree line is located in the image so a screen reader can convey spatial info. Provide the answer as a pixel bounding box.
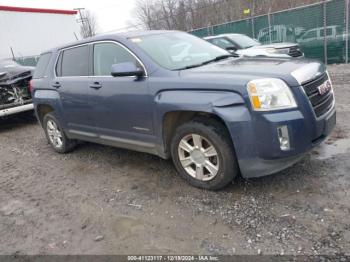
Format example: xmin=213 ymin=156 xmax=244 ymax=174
xmin=133 ymin=0 xmax=321 ymax=31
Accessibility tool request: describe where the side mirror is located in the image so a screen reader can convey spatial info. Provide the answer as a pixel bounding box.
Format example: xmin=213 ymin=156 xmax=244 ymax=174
xmin=111 ymin=62 xmax=145 ymax=77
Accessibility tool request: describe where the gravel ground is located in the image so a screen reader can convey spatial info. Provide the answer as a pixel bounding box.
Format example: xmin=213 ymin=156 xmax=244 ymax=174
xmin=0 ymin=64 xmax=349 ymax=256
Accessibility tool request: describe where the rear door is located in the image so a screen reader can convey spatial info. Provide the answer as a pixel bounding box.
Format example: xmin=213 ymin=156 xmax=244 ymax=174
xmin=54 ymin=45 xmax=96 ymax=135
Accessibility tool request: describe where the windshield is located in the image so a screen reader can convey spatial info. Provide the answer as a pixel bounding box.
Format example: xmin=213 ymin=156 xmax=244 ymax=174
xmin=226 ymin=34 xmax=261 ymax=49
xmin=130 ymin=32 xmax=229 ymax=70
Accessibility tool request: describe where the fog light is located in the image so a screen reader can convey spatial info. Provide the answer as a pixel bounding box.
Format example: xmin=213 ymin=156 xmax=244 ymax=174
xmin=277 ymin=125 xmax=290 ymax=151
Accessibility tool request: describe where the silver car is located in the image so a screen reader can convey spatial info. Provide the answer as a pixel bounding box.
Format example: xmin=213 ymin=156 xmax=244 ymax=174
xmin=204 ymin=33 xmax=303 ymax=58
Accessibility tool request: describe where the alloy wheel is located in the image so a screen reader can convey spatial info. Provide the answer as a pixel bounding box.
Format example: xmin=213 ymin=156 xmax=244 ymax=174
xmin=177 ymin=133 xmax=220 ymax=181
xmin=47 ymin=119 xmax=63 ymax=149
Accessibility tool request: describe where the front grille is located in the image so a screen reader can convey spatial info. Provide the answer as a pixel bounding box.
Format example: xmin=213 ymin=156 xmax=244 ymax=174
xmin=302 ymin=73 xmax=334 ymax=118
xmin=288 ymin=46 xmax=303 ymax=57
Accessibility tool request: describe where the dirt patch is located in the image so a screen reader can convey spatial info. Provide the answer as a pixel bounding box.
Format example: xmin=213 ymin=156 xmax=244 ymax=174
xmin=326 ymin=127 xmax=348 ymax=144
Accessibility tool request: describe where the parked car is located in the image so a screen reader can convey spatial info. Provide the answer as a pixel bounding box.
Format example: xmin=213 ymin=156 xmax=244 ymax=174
xmin=297 ymin=25 xmax=347 ymax=63
xmin=0 ymin=59 xmax=34 ymax=117
xmin=204 ymin=33 xmax=303 ymax=58
xmin=257 ymin=24 xmax=305 ymax=44
xmin=32 ymin=31 xmax=335 ymax=190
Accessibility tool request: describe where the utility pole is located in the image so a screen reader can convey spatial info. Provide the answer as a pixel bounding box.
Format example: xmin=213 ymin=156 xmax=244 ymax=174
xmin=10 ymin=47 xmax=15 ymax=60
xmin=74 ymin=8 xmax=92 ymax=38
xmin=74 ymin=8 xmax=86 ymax=37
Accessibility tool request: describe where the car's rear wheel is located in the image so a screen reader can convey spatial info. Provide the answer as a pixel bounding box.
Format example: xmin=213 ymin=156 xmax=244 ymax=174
xmin=43 ymin=113 xmax=76 ymax=153
xmin=171 ymin=119 xmax=238 ymax=190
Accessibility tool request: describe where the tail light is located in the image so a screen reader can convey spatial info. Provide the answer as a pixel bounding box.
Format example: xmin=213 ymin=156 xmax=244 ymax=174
xmin=29 ymin=80 xmax=33 ymax=93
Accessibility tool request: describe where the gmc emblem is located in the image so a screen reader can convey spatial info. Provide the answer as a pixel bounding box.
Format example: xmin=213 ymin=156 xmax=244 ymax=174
xmin=317 ymin=80 xmax=332 ymax=95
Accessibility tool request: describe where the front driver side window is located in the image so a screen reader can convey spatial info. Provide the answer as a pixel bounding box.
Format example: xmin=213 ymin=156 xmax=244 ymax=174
xmin=93 ymin=42 xmax=139 ymax=76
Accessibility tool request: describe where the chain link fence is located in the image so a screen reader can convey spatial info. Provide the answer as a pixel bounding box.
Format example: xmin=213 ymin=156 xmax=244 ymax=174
xmin=190 ymin=0 xmax=349 ymax=64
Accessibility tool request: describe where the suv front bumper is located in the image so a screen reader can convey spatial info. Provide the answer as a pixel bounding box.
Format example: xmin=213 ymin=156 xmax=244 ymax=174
xmin=229 ymin=106 xmax=336 ymax=178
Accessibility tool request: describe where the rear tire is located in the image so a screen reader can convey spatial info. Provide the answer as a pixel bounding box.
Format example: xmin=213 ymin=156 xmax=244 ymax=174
xmin=43 ymin=113 xmax=76 ymax=153
xmin=171 ymin=118 xmax=238 ymax=190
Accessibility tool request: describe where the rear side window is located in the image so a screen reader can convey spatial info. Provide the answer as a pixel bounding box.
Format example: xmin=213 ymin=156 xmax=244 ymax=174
xmin=56 ymin=45 xmax=89 ymax=77
xmin=93 ymin=43 xmax=138 ymax=76
xmin=33 ymin=53 xmax=52 ymax=79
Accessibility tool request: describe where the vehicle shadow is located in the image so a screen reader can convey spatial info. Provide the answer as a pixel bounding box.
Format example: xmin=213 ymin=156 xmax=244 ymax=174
xmin=72 ymin=140 xmax=318 ymax=196
xmin=0 ymin=111 xmax=37 ymax=133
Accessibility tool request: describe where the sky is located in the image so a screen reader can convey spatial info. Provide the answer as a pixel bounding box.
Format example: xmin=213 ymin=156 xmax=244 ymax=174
xmin=0 ymin=0 xmax=138 ymax=33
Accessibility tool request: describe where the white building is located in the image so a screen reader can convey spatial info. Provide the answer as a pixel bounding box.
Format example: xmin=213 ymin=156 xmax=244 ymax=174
xmin=0 ymin=5 xmax=80 ymax=60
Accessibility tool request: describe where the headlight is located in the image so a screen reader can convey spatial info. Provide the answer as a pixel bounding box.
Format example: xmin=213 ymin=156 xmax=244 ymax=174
xmin=276 ymin=48 xmax=290 ymax=54
xmin=265 ymin=48 xmax=277 ymax=54
xmin=247 ymin=78 xmax=297 ymax=111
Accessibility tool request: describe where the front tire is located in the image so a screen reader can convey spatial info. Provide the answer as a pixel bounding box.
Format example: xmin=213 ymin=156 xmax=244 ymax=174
xmin=43 ymin=113 xmax=76 ymax=153
xmin=171 ymin=119 xmax=238 ymax=190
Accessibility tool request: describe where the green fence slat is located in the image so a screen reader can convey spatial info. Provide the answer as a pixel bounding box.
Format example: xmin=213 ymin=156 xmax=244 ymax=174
xmin=190 ymin=0 xmax=347 ymax=64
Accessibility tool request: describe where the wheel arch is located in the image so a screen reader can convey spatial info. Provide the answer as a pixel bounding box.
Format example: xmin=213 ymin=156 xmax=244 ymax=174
xmin=154 ymin=89 xmax=246 ymax=158
xmin=36 ymin=103 xmax=55 ymax=125
xmin=162 ymin=110 xmax=233 ymax=158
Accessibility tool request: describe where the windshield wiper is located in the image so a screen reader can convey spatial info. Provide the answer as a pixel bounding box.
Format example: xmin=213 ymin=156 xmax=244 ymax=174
xmin=175 ymin=54 xmax=238 ymax=70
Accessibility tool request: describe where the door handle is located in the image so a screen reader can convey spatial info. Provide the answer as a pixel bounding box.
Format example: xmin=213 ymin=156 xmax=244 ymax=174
xmin=89 ymin=82 xmax=102 ymax=89
xmin=52 ymin=82 xmax=61 ymax=88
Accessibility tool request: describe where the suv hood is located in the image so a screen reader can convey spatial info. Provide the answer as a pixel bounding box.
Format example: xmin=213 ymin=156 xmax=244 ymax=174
xmin=179 ymin=57 xmax=325 ymax=87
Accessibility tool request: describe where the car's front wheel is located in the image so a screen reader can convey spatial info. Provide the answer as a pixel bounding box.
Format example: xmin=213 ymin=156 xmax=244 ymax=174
xmin=171 ymin=119 xmax=238 ymax=190
xmin=43 ymin=113 xmax=76 ymax=153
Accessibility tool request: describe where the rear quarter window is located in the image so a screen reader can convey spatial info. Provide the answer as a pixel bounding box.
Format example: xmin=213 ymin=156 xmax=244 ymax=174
xmin=33 ymin=53 xmax=52 ymax=79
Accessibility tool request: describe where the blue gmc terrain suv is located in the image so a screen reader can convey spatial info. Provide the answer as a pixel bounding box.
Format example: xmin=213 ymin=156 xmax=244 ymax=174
xmin=31 ymin=31 xmax=336 ymax=190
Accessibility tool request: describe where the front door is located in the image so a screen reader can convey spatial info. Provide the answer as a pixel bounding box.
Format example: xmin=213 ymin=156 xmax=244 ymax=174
xmin=89 ymin=42 xmax=154 ymax=145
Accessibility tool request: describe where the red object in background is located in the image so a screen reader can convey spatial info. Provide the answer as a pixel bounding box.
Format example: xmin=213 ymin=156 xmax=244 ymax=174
xmin=0 ymin=5 xmax=77 ymax=15
xmin=29 ymin=80 xmax=33 ymax=93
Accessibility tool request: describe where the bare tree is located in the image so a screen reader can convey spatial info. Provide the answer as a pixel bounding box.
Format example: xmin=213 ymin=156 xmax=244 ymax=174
xmin=132 ymin=0 xmax=322 ymax=32
xmin=78 ymin=10 xmax=98 ymax=38
xmin=134 ymin=0 xmax=155 ymax=30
